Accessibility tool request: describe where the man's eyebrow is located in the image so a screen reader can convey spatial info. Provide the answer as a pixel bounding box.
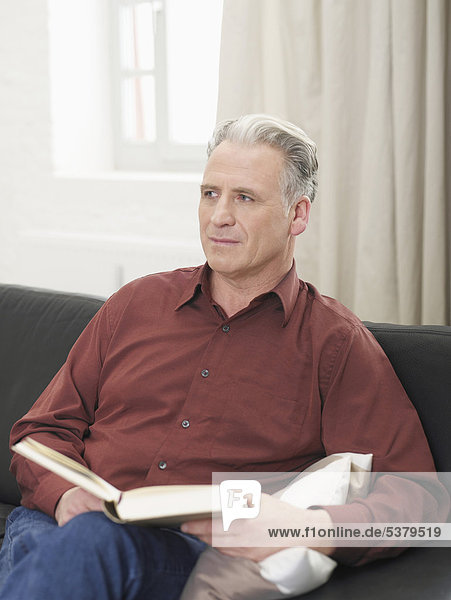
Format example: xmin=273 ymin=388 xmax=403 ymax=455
xmin=231 ymin=187 xmax=258 ymax=198
xmin=200 ymin=183 xmax=220 ymax=192
xmin=200 ymin=183 xmax=260 ymax=198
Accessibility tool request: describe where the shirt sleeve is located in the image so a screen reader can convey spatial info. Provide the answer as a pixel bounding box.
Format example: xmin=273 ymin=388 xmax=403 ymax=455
xmin=9 ymin=292 xmax=120 ymax=518
xmin=318 ymin=325 xmax=450 ymax=565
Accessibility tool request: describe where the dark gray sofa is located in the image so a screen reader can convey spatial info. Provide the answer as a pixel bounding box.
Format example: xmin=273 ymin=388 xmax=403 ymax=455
xmin=0 ymin=283 xmax=450 ymax=599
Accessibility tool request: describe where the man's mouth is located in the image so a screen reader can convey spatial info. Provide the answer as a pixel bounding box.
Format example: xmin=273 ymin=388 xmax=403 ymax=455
xmin=209 ymin=237 xmax=240 ymax=246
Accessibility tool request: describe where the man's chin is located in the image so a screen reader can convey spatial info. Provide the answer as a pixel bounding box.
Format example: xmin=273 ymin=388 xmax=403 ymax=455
xmin=206 ymin=257 xmax=242 ymax=278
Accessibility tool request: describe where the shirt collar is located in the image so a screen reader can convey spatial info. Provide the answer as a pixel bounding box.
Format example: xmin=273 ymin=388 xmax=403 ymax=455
xmin=175 ymin=262 xmax=300 ymax=326
xmin=174 ymin=264 xmax=208 ymax=310
xmin=271 ymin=261 xmax=300 ymax=326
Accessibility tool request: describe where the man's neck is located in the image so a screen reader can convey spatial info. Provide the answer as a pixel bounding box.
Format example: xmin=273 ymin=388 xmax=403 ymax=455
xmin=209 ymin=264 xmax=293 ymax=317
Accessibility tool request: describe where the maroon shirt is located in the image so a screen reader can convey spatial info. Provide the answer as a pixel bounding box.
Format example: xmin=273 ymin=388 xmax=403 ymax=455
xmin=10 ymin=263 xmax=448 ymax=564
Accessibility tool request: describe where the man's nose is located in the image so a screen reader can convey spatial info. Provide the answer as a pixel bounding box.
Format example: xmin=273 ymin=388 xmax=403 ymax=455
xmin=210 ymin=196 xmax=235 ymax=227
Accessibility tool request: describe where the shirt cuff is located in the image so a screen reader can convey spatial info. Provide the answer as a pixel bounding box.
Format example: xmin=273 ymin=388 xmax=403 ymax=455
xmin=311 ymin=502 xmax=373 ymax=565
xmin=21 ymin=472 xmax=77 ymax=519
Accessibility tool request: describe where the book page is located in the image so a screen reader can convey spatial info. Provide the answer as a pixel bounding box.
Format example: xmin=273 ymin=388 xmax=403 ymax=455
xmin=115 ymin=484 xmax=221 ymax=523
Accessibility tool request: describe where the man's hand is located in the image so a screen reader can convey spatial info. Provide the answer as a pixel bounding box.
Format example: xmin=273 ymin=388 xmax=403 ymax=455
xmin=181 ymin=493 xmax=335 ymax=562
xmin=54 ymin=486 xmax=103 ymax=526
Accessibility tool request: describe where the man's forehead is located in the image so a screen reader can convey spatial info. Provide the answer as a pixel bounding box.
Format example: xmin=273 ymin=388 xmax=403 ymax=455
xmin=202 ymin=141 xmax=284 ymax=183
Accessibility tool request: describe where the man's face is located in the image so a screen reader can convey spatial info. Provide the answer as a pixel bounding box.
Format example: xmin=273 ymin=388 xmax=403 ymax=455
xmin=199 ymin=141 xmax=306 ymax=284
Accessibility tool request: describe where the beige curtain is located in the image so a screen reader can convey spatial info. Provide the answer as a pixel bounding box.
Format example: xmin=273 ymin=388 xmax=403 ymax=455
xmin=217 ymin=0 xmax=450 ymax=325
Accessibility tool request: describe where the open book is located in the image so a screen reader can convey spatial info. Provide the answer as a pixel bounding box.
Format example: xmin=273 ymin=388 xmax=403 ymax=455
xmin=12 ymin=437 xmax=221 ymax=526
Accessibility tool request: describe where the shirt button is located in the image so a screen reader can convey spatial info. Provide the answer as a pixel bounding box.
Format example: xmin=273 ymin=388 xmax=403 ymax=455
xmin=158 ymin=460 xmax=167 ymax=470
xmin=181 ymin=419 xmax=190 ymax=428
xmin=222 ymin=324 xmax=230 ymax=332
xmin=201 ymin=369 xmax=209 ymax=378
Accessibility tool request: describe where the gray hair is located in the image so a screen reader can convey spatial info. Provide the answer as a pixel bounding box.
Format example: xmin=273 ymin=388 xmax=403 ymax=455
xmin=207 ymin=114 xmax=318 ymax=211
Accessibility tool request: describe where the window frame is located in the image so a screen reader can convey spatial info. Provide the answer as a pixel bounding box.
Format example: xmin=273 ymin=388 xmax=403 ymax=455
xmin=111 ymin=0 xmax=214 ymax=172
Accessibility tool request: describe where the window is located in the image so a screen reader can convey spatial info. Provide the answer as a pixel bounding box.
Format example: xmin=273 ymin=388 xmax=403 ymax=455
xmin=112 ymin=0 xmax=223 ymax=171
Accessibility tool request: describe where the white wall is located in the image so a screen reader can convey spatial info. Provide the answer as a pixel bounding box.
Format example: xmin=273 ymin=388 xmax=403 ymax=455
xmin=0 ymin=0 xmax=205 ymax=299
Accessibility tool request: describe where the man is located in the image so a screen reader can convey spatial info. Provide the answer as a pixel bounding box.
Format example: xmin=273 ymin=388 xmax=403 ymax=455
xmin=1 ymin=115 xmax=447 ymax=599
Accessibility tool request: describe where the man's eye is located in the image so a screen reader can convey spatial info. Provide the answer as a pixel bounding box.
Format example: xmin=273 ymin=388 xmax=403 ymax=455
xmin=238 ymin=194 xmax=253 ymax=202
xmin=203 ymin=190 xmax=218 ymax=199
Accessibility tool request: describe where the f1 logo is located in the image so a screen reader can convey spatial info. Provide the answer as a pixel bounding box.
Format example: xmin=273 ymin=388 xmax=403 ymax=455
xmin=219 ymin=480 xmax=262 ymax=531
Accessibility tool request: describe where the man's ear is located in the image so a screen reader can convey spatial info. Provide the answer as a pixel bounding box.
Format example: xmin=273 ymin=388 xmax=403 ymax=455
xmin=290 ymin=196 xmax=311 ymax=236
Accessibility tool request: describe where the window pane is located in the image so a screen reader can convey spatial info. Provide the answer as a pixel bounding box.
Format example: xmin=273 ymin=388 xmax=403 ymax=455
xmin=165 ymin=0 xmax=223 ymax=145
xmin=122 ymin=75 xmax=156 ymax=141
xmin=120 ymin=2 xmax=155 ymax=71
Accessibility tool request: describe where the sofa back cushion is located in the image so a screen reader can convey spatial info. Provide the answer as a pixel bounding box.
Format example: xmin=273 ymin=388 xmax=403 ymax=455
xmin=0 ymin=285 xmax=104 ymax=505
xmin=365 ymin=322 xmax=451 ymax=494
